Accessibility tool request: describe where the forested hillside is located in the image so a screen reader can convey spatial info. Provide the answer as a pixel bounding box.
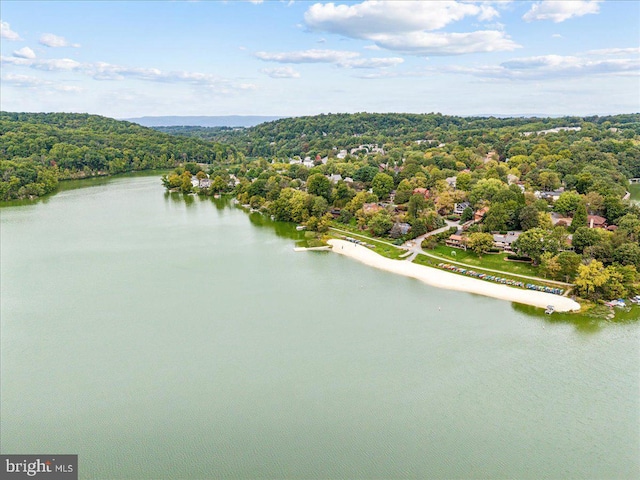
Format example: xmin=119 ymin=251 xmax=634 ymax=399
xmin=156 ymin=113 xmax=640 ymax=180
xmin=0 ymin=112 xmax=243 ymax=201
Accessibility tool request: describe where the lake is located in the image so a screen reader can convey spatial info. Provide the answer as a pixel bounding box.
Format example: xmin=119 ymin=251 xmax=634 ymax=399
xmin=1 ymin=175 xmax=638 ymax=479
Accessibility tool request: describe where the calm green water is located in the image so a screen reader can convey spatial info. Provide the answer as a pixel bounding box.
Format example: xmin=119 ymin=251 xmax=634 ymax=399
xmin=1 ymin=175 xmax=639 ymax=480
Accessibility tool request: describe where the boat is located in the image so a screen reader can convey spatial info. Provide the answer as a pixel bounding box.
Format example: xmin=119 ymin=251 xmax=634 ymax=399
xmin=296 ymin=225 xmax=306 ymax=231
xmin=545 ymin=305 xmax=555 ymax=315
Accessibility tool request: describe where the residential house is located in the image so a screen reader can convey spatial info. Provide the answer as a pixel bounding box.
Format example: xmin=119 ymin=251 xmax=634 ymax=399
xmin=474 ymin=206 xmax=489 ymax=223
xmin=412 ymin=188 xmax=430 ymax=199
xmin=394 ymin=222 xmax=412 ymax=235
xmin=445 ymin=176 xmax=457 ymax=189
xmin=446 ymin=234 xmax=467 ymax=250
xmin=535 ymin=188 xmax=564 ymax=202
xmin=362 ymin=203 xmax=383 ymax=215
xmin=551 ymin=212 xmax=572 ymax=227
xmin=328 ymin=174 xmax=342 ymax=184
xmin=454 ymin=202 xmax=471 ymax=215
xmin=587 ymin=215 xmax=607 ymax=229
xmin=492 ymin=231 xmax=521 ymax=252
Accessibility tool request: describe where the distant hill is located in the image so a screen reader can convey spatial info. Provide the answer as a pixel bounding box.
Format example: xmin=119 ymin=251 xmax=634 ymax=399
xmin=124 ymin=115 xmax=285 ymax=128
xmin=0 ymin=112 xmax=242 ymax=201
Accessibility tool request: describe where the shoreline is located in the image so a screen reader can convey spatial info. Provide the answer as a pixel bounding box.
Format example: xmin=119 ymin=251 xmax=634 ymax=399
xmin=328 ymin=239 xmax=581 ymax=312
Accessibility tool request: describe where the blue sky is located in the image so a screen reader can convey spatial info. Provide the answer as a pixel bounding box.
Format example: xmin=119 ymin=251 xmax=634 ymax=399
xmin=1 ymin=0 xmax=638 ymax=118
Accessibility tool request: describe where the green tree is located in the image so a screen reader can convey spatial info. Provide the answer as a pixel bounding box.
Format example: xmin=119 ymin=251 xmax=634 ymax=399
xmin=466 ymin=232 xmax=494 ymax=258
xmin=570 ymin=202 xmax=588 ymax=232
xmin=512 ymin=227 xmax=547 ymax=265
xmin=353 ymin=165 xmax=378 ymax=184
xmin=460 ymin=206 xmax=474 ymax=222
xmin=519 ymin=205 xmax=540 ymax=231
xmin=394 ymin=179 xmax=413 ymax=204
xmin=556 ymin=251 xmax=582 ymax=282
xmin=572 ymin=227 xmax=601 ymax=254
xmin=574 ymin=260 xmax=610 ymax=300
xmin=368 ymin=211 xmax=393 ymax=236
xmin=407 ymin=194 xmax=427 ymax=219
xmin=603 ymin=195 xmax=626 ymax=223
xmin=456 ymin=171 xmax=472 ymax=192
xmin=311 ymin=196 xmax=329 ymax=218
xmin=371 ymin=173 xmax=394 ymax=200
xmin=538 ymin=171 xmax=561 ymax=191
xmin=540 ymin=252 xmax=561 ymax=279
xmin=554 ymin=191 xmax=583 ymax=216
xmin=180 ymin=171 xmax=192 ymax=193
xmin=613 ymin=243 xmax=640 ymax=268
xmin=211 ymin=176 xmax=227 ymax=193
xmin=306 ymin=173 xmax=332 ymax=201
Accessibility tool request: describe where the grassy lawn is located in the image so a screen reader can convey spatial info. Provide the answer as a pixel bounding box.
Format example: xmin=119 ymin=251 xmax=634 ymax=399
xmin=328 ymin=221 xmax=398 ymax=243
xmin=327 ymin=229 xmax=406 ymax=260
xmin=412 ymin=254 xmax=567 ymax=292
xmin=427 ymin=245 xmax=543 ymax=277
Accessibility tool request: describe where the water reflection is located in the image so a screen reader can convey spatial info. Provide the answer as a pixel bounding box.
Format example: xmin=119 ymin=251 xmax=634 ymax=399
xmin=246 ymin=210 xmax=305 ymax=242
xmin=512 ymin=302 xmax=639 ymax=331
xmin=1 ymin=170 xmax=171 ymax=208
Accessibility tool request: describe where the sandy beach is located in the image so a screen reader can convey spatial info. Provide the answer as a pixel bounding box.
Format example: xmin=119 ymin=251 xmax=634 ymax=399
xmin=328 ymin=239 xmax=581 ymax=312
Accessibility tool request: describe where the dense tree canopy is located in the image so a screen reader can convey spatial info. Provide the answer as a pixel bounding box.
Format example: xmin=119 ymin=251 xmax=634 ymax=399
xmin=0 ymin=112 xmax=242 ymax=200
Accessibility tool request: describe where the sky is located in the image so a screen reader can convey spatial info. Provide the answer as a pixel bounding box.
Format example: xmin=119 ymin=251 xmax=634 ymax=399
xmin=0 ymin=0 xmax=638 ymax=118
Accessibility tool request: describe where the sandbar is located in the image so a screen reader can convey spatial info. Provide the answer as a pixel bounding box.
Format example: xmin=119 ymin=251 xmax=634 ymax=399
xmin=328 ymin=239 xmax=581 ymax=312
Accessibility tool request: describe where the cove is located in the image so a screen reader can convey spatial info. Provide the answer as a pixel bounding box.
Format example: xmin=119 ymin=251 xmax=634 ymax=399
xmin=1 ymin=175 xmax=638 ymax=479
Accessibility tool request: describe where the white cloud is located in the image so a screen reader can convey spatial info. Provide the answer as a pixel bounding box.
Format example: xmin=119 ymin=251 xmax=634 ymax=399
xmin=305 ymin=1 xmax=498 ymax=35
xmin=255 ymin=48 xmax=404 ymax=68
xmin=586 ymin=47 xmax=640 ymax=56
xmin=1 ymin=73 xmax=83 ymax=93
xmin=0 ymin=20 xmax=21 ymax=40
xmin=34 ymin=58 xmax=83 ymax=71
xmin=551 ymin=34 xmax=563 ymax=38
xmin=255 ymin=49 xmax=359 ymax=64
xmin=2 ymin=73 xmax=49 ymax=87
xmin=343 ymin=57 xmax=404 ymax=68
xmin=448 ymin=53 xmax=639 ymax=79
xmin=303 ymin=0 xmax=517 ymax=56
xmin=368 ymin=30 xmax=519 ymax=55
xmin=39 ymin=33 xmax=81 ymax=48
xmin=54 ymin=85 xmax=84 ymax=93
xmin=260 ymin=67 xmax=301 ymax=78
xmin=0 ymin=56 xmax=256 ymax=93
xmin=13 ymin=47 xmax=36 ymax=59
xmin=523 ymin=1 xmax=601 ymax=23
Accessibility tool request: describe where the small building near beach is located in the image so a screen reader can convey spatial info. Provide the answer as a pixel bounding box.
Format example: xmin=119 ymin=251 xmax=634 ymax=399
xmin=446 ymin=234 xmax=467 ymax=250
xmin=492 ymin=232 xmax=521 ymax=251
